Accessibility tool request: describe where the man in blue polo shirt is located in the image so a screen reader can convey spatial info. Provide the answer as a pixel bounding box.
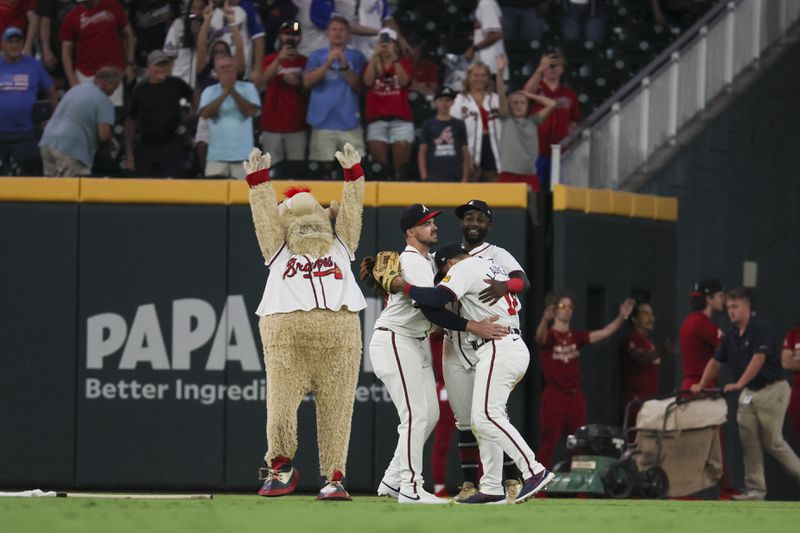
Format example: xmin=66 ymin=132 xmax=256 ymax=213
xmin=303 ymin=15 xmax=366 ymax=170
xmin=692 ymin=288 xmax=800 ymax=500
xmin=0 ymin=26 xmax=57 ymax=176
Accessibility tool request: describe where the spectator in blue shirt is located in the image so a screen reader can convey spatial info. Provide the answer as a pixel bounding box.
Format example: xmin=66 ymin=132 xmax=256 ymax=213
xmin=692 ymin=288 xmax=800 ymax=500
xmin=0 ymin=26 xmax=57 ymax=176
xmin=39 ymin=66 xmax=120 ymax=176
xmin=199 ymin=53 xmax=260 ymax=178
xmin=303 ymin=15 xmax=366 ymax=171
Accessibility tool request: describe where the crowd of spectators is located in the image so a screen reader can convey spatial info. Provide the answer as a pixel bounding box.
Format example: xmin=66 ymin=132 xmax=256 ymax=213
xmin=0 ymin=0 xmax=721 ymax=183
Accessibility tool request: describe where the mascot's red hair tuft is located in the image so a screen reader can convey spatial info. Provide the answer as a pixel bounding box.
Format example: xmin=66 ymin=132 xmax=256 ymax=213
xmin=284 ymin=186 xmax=312 ymax=199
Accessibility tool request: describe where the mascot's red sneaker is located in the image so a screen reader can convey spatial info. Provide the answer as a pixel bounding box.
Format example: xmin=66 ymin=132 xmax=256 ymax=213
xmin=316 ymin=470 xmax=352 ymax=501
xmin=258 ymin=457 xmax=298 ymax=497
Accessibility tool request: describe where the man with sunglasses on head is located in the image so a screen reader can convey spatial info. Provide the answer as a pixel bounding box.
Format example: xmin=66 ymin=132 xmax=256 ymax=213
xmin=534 ymin=291 xmax=634 ymax=467
xmin=522 ymin=48 xmax=579 ymax=191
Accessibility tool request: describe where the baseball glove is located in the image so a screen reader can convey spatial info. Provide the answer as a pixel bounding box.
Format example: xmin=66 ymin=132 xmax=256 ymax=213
xmin=373 ymin=251 xmax=402 ymax=294
xmin=359 ymin=256 xmax=385 ymax=298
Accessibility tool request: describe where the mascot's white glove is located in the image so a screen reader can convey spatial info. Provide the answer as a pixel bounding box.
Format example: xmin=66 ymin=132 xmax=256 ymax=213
xmin=243 ymin=148 xmax=272 ymax=188
xmin=334 ymin=143 xmax=364 ymax=181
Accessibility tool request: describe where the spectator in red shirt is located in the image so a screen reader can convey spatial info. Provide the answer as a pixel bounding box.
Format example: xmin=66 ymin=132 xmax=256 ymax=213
xmin=60 ymin=0 xmax=135 ymax=107
xmin=406 ymin=33 xmax=438 ymax=100
xmin=781 ymin=323 xmax=800 ymax=443
xmin=0 ymin=0 xmax=37 ymax=55
xmin=678 ymin=279 xmax=725 ymax=390
xmin=523 ymin=48 xmax=580 ymax=191
xmin=621 ymin=302 xmax=662 ymax=428
xmin=534 ymin=292 xmax=635 ymax=467
xmin=363 ymin=27 xmax=414 ymax=179
xmin=257 ymin=20 xmax=308 ymax=165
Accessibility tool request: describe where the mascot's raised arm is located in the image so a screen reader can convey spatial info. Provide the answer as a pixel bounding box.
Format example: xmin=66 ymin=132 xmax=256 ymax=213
xmin=244 ymin=144 xmax=366 ymax=501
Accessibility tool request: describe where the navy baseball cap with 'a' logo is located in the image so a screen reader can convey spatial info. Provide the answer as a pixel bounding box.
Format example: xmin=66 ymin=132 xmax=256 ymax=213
xmin=455 ymin=199 xmax=492 ymax=220
xmin=400 ymin=203 xmax=441 ymax=233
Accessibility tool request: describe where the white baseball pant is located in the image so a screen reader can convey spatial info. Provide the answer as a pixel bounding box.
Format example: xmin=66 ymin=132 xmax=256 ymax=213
xmin=472 ymin=334 xmax=545 ymax=495
xmin=369 ymin=328 xmax=439 ymax=494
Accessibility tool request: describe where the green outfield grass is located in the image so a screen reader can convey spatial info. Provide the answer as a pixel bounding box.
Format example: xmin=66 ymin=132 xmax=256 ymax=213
xmin=2 ymin=495 xmax=799 ymax=533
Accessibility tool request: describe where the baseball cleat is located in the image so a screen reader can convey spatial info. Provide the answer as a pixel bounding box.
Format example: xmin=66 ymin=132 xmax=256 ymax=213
xmin=317 ymin=471 xmax=352 ymax=501
xmin=258 ymin=458 xmax=299 ymax=497
xmin=504 ymin=479 xmax=522 ymax=503
xmin=455 ymin=492 xmax=506 ymax=505
xmin=377 ymin=480 xmax=400 ymax=498
xmin=397 ymin=488 xmax=449 ymax=505
xmin=515 ymin=469 xmax=555 ymax=504
xmin=454 ymin=481 xmax=478 ymax=501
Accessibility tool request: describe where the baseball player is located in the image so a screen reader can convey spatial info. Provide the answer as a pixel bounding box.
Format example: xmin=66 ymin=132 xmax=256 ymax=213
xmin=534 ymin=292 xmax=635 ymax=467
xmin=369 ymin=204 xmax=508 ymax=504
xmin=444 ymin=199 xmax=531 ymax=500
xmin=389 ymin=243 xmax=554 ymax=504
xmin=678 ymin=279 xmax=725 ymax=390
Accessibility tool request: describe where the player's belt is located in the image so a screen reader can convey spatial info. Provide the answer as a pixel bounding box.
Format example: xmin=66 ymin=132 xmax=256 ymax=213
xmin=375 ymin=326 xmax=427 ymax=341
xmin=471 ymin=328 xmax=521 ymax=350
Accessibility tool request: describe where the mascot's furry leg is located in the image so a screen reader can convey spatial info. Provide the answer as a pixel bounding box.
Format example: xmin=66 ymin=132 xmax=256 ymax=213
xmin=258 ymin=314 xmax=311 ymax=496
xmin=312 ymin=310 xmax=362 ymax=479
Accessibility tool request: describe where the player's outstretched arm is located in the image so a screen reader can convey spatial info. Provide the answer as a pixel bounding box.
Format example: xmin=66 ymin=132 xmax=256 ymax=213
xmin=334 ymin=143 xmax=366 ymax=253
xmin=243 ymin=148 xmax=283 ymax=262
xmin=588 ymin=298 xmax=636 ymax=344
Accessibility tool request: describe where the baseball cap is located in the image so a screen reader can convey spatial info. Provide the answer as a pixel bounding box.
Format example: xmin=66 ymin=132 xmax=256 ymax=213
xmin=2 ymin=26 xmax=24 ymax=41
xmin=435 ymin=86 xmax=457 ymax=100
xmin=434 ymin=242 xmax=466 ymax=272
xmin=455 ymin=199 xmax=492 ymax=220
xmin=377 ymin=27 xmax=398 ymax=41
xmin=689 ymin=279 xmax=723 ymax=297
xmin=279 ymin=20 xmax=301 ymax=34
xmin=400 ymin=203 xmax=441 ymax=233
xmin=147 ymin=49 xmax=172 ymax=66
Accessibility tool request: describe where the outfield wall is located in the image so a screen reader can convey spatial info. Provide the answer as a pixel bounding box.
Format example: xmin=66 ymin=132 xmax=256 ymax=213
xmin=0 ymin=179 xmax=697 ymax=495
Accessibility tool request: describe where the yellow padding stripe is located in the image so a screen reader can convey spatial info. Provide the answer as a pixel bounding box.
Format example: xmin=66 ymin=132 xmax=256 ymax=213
xmin=553 ymin=184 xmax=677 ymax=221
xmin=552 ymin=185 xmax=587 ymax=211
xmin=227 ymin=180 xmax=379 ymax=206
xmin=377 ymin=182 xmax=528 ymax=208
xmin=80 ymin=178 xmax=229 ymax=204
xmin=0 ymin=177 xmax=80 ymax=202
xmin=0 ymin=178 xmax=527 ymax=208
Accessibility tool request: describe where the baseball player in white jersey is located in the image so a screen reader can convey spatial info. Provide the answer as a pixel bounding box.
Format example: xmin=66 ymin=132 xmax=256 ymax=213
xmin=392 ymin=243 xmax=554 ymax=504
xmin=443 ymin=200 xmax=531 ymax=500
xmin=370 ymin=204 xmax=509 ymax=504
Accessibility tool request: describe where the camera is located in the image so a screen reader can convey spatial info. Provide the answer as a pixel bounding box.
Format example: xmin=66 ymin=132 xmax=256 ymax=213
xmin=284 ymin=36 xmax=299 ymax=48
xmin=379 ymin=33 xmax=392 ymax=44
xmin=189 ymin=13 xmax=203 ymax=22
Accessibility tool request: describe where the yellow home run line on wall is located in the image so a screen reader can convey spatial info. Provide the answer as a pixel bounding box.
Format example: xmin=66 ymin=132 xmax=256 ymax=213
xmin=552 ymin=185 xmax=678 ymax=221
xmin=0 ymin=178 xmax=529 ymax=209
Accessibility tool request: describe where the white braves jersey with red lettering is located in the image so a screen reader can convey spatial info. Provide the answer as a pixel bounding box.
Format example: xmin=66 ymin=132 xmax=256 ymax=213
xmin=467 ymin=242 xmax=523 ymax=274
xmin=439 ymin=256 xmax=521 ymax=340
xmin=374 ymin=245 xmax=436 ymax=338
xmin=255 ymin=236 xmax=366 ymax=316
xmin=445 ymin=242 xmax=525 ymax=368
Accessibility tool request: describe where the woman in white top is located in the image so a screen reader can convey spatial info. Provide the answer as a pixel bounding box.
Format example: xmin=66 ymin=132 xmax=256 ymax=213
xmin=450 ymin=62 xmax=502 ymax=181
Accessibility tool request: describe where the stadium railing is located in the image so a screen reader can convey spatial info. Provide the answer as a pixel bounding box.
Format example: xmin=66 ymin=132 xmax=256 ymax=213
xmin=552 ymin=0 xmax=800 ymax=190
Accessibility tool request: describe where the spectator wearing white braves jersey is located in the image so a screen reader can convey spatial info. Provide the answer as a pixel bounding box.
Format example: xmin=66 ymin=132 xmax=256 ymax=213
xmin=370 ymin=204 xmax=507 ymax=504
xmin=451 ymin=62 xmax=502 ymax=182
xmin=393 ymin=243 xmax=553 ymax=504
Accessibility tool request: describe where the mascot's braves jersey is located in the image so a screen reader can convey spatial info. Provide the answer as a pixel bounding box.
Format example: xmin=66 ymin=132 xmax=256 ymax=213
xmin=256 ymin=236 xmax=366 ymax=316
xmin=374 ymin=245 xmax=436 ymax=339
xmin=439 ymin=256 xmax=521 ymax=342
xmin=446 ymin=242 xmax=525 ymax=368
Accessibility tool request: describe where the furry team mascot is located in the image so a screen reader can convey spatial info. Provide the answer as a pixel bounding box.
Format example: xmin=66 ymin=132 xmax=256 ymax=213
xmin=245 ymin=144 xmax=366 ymax=501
